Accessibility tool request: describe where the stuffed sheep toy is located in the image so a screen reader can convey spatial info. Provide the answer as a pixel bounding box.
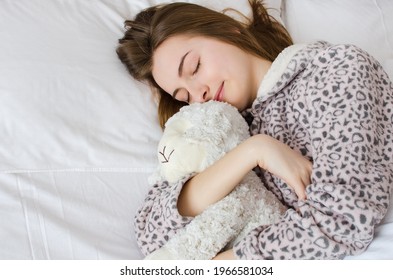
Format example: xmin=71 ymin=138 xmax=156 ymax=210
xmin=146 ymin=100 xmax=287 ymax=260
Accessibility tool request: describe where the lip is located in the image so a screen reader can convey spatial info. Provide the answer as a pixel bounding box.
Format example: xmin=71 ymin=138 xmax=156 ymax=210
xmin=214 ymin=82 xmax=224 ymax=102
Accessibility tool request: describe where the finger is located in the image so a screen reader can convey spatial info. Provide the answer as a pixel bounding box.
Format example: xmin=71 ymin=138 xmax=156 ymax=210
xmin=293 ymin=181 xmax=307 ymax=200
xmin=300 ymin=178 xmax=310 ymax=200
xmin=302 ymin=173 xmax=311 ymax=188
xmin=296 ymin=189 xmax=307 ymax=200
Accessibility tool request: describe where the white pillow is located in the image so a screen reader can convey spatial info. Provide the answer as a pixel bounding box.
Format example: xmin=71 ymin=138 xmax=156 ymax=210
xmin=145 ymin=0 xmax=283 ymax=23
xmin=0 ymin=0 xmax=163 ymax=172
xmin=281 ymin=0 xmax=393 ymax=65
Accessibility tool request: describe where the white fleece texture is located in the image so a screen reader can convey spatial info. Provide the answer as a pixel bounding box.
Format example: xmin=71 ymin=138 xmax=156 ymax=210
xmin=146 ymin=101 xmax=287 ymax=260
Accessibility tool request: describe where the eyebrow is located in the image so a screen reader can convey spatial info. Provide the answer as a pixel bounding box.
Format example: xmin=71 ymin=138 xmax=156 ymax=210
xmin=172 ymin=51 xmax=190 ymax=98
xmin=178 ymin=51 xmax=190 ymax=77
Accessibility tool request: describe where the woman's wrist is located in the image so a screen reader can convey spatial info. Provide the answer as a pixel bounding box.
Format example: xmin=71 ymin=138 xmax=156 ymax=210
xmin=245 ymin=134 xmax=273 ymax=169
xmin=178 ymin=136 xmax=262 ymax=217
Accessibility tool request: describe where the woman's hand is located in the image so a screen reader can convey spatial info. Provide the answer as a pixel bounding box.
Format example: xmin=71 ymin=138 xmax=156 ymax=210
xmin=250 ymin=134 xmax=312 ymax=200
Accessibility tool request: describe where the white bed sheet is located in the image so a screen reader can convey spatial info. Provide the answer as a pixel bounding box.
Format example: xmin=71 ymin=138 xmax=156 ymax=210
xmin=0 ymin=0 xmax=392 ymax=260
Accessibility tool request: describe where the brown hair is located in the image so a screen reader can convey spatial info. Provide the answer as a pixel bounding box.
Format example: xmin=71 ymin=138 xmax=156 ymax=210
xmin=116 ymin=0 xmax=292 ymax=128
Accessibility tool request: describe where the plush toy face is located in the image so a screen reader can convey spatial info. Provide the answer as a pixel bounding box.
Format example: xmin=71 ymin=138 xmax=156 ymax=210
xmin=157 ymin=117 xmax=207 ymax=183
xmin=156 ymin=101 xmax=250 ymax=183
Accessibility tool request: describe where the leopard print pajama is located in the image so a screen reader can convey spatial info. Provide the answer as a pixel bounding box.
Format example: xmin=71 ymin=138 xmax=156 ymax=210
xmin=234 ymin=41 xmax=393 ymax=259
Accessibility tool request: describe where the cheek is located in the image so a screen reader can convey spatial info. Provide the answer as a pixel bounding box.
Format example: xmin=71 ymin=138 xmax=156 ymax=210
xmin=228 ymin=78 xmax=252 ymax=111
xmin=205 ymin=56 xmax=230 ymax=81
xmin=202 ymin=65 xmax=219 ymax=82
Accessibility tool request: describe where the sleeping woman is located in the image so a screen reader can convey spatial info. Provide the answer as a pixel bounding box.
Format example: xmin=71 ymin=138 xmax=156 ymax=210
xmin=116 ymin=0 xmax=393 ymax=259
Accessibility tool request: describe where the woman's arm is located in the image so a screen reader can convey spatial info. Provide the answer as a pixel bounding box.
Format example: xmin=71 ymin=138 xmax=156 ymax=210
xmin=213 ymin=249 xmax=235 ymax=260
xmin=178 ymin=134 xmax=312 ymax=217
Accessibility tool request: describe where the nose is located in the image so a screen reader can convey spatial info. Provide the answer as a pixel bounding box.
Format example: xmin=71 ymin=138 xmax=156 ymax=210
xmin=188 ymin=82 xmax=209 ymax=103
xmin=190 ymin=90 xmax=208 ymax=103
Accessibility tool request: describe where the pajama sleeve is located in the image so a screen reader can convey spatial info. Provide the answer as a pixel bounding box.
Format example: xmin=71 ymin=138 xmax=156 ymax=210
xmin=234 ymin=44 xmax=393 ymax=259
xmin=134 ymin=175 xmax=193 ymax=256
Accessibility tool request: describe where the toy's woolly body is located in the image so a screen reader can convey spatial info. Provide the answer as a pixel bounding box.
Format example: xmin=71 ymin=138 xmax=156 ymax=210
xmin=165 ymin=172 xmax=286 ymax=259
xmin=145 ymin=101 xmax=287 ymax=260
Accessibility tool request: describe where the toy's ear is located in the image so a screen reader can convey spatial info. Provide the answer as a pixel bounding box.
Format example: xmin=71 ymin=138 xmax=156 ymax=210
xmin=157 ymin=118 xmax=207 ymax=184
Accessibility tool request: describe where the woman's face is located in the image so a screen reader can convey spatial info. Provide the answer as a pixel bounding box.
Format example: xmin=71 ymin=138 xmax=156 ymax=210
xmin=152 ymin=35 xmax=268 ymax=111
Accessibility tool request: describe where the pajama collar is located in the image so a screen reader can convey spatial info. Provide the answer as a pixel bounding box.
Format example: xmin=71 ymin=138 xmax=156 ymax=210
xmin=257 ymin=43 xmax=306 ymax=98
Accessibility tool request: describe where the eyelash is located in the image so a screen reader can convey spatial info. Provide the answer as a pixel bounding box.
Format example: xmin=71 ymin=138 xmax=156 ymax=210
xmin=192 ymin=60 xmax=201 ymax=75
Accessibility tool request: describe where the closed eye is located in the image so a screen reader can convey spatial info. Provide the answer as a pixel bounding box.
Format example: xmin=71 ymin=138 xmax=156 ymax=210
xmin=192 ymin=59 xmax=200 ymax=75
